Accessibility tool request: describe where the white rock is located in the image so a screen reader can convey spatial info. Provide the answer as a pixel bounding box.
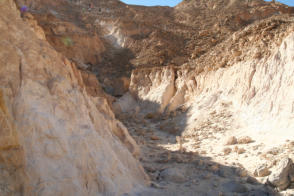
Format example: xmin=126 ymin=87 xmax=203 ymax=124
xmin=268 ymin=158 xmax=292 ymax=190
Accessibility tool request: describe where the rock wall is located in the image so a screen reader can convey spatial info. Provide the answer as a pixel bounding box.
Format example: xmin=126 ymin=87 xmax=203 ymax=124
xmin=121 ymin=18 xmax=294 ymax=144
xmin=184 ymin=31 xmax=294 ymax=142
xmin=129 ymin=67 xmax=175 ymax=113
xmin=0 ymin=1 xmax=148 ymax=195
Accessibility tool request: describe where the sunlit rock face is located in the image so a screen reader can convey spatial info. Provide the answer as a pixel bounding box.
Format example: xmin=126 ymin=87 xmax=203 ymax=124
xmin=0 ymin=1 xmax=148 ymax=195
xmin=124 ymin=16 xmax=294 ymax=143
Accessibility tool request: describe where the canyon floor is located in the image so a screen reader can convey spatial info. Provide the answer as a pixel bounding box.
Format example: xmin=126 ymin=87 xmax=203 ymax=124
xmin=117 ymin=108 xmax=294 ymax=196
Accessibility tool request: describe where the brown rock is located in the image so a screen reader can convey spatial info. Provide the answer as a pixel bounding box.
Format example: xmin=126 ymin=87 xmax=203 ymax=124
xmin=237 ymin=148 xmax=246 ymax=154
xmin=145 ymin=113 xmax=156 ymax=119
xmin=254 ymin=163 xmax=271 ymax=177
xmin=223 ymin=147 xmax=232 ymax=155
xmin=150 ymin=136 xmax=160 ymax=141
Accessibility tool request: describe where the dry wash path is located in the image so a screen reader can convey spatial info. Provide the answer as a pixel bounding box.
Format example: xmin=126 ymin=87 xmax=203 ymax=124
xmin=118 ymin=112 xmax=276 ymax=196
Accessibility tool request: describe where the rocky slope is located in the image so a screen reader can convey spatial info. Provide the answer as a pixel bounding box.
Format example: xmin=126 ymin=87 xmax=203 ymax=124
xmin=14 ymin=0 xmax=294 ymax=96
xmin=3 ymin=0 xmax=294 ymax=195
xmin=0 ymin=1 xmax=148 ymax=195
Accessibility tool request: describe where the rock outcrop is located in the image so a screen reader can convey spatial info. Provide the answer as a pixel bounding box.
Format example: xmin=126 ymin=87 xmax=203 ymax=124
xmin=0 ymin=1 xmax=148 ymax=195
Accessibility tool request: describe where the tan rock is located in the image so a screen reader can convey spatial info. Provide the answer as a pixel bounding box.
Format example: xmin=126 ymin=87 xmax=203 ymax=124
xmin=0 ymin=2 xmax=148 ymax=195
xmin=226 ymin=136 xmax=238 ymax=145
xmin=237 ymin=136 xmax=254 ymax=144
xmin=254 ymin=163 xmax=271 ymax=177
xmin=237 ymin=148 xmax=246 ymax=154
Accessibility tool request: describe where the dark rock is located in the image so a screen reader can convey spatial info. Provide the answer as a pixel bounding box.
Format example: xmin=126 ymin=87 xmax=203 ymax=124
xmin=159 ymin=168 xmax=186 ymax=183
xmin=246 ymin=176 xmax=259 ymax=185
xmin=222 ymin=180 xmax=248 ymax=193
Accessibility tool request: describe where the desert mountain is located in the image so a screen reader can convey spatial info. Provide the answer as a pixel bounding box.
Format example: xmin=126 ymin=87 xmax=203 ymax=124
xmin=15 ymin=0 xmax=294 ymax=96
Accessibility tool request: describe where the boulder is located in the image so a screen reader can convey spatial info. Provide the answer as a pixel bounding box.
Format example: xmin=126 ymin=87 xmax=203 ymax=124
xmin=254 ymin=163 xmax=271 ymax=177
xmin=267 ymin=158 xmax=293 ymax=190
xmin=226 ymin=136 xmax=237 ymax=145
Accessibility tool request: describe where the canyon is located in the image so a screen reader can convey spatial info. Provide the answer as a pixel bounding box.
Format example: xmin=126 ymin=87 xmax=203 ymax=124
xmin=1 ymin=0 xmax=294 ymax=195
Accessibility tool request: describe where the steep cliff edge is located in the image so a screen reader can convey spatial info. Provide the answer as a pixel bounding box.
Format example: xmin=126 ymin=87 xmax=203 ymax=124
xmin=0 ymin=1 xmax=148 ymax=195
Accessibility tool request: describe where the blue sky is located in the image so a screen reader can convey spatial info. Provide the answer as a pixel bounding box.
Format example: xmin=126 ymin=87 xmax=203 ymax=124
xmin=120 ymin=0 xmax=182 ymax=7
xmin=120 ymin=0 xmax=294 ymax=7
xmin=265 ymin=0 xmax=294 ymax=6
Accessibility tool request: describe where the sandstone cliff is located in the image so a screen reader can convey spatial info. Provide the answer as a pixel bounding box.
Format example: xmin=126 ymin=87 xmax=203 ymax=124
xmin=0 ymin=1 xmax=148 ymax=195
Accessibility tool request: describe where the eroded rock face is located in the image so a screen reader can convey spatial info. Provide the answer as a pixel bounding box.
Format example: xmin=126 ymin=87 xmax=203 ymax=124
xmin=123 ymin=17 xmax=294 ymax=137
xmin=0 ymin=1 xmax=148 ymax=195
xmin=129 ymin=67 xmax=175 ymax=113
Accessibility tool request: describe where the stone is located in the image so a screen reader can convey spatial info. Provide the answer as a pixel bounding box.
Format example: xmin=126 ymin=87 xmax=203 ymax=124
xmin=237 ymin=169 xmax=248 ymax=177
xmin=223 ymin=147 xmax=232 ymax=155
xmin=254 ymin=163 xmax=271 ymax=177
xmin=246 ymin=176 xmax=258 ymax=185
xmin=267 ymin=158 xmax=293 ymax=190
xmin=159 ymin=168 xmax=186 ymax=183
xmin=150 ymin=136 xmax=160 ymax=141
xmin=145 ymin=113 xmax=156 ymax=119
xmin=237 ymin=148 xmax=246 ymax=154
xmin=226 ymin=136 xmax=238 ymax=145
xmin=237 ymin=136 xmax=254 ymax=144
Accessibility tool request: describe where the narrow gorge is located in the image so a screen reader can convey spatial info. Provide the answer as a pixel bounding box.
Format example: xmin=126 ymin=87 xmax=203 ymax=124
xmin=1 ymin=0 xmax=294 ymax=195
